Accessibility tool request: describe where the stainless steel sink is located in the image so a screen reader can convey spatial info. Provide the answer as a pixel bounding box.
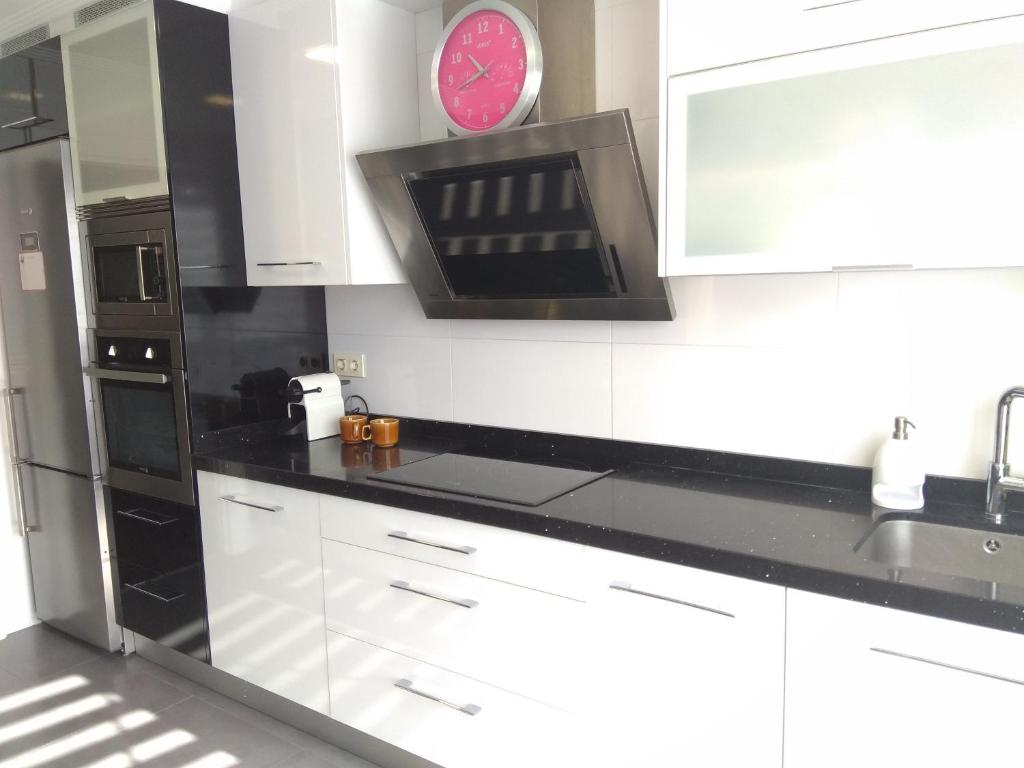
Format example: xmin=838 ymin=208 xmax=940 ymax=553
xmin=856 ymin=519 xmax=1024 ymax=588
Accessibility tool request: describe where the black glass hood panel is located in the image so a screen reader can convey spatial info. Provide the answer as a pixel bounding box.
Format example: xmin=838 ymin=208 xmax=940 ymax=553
xmin=407 ymin=155 xmax=616 ymax=299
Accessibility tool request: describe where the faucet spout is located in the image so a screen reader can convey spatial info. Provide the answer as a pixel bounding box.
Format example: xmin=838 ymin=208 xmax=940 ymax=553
xmin=987 ymin=387 xmax=1024 ymax=522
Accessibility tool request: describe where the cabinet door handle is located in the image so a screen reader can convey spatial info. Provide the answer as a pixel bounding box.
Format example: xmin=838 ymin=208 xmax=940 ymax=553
xmin=394 ymin=678 xmax=482 ymax=716
xmin=609 ymin=581 xmax=735 ymax=618
xmin=115 ymin=508 xmax=176 ymax=526
xmin=869 ymin=647 xmax=1024 ymax=687
xmin=219 ymin=495 xmax=284 ymax=513
xmin=127 ymin=583 xmax=184 ymax=603
xmin=179 ymin=265 xmax=229 ymax=271
xmin=255 ymin=261 xmax=322 ymax=267
xmin=388 ymin=530 xmax=476 ymax=555
xmin=389 ymin=580 xmax=478 ymax=609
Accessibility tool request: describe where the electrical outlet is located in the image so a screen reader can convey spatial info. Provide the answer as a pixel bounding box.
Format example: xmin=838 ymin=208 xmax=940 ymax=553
xmin=333 ymin=352 xmax=367 ymax=379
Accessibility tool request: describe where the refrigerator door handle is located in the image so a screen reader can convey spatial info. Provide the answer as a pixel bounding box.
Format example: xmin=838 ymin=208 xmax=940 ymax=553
xmin=9 ymin=461 xmax=36 ymax=536
xmin=4 ymin=386 xmax=25 ymax=463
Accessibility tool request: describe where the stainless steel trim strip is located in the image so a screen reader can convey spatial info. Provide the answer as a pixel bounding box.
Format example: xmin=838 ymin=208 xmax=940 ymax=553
xmin=393 ymin=679 xmax=482 ymax=716
xmin=389 ymin=580 xmax=478 ymax=609
xmin=84 ymin=366 xmax=169 ymax=385
xmin=127 ymin=583 xmax=184 ymax=603
xmin=869 ymin=647 xmax=1024 ymax=687
xmin=255 ymin=261 xmax=323 ymax=267
xmin=220 ymin=495 xmax=284 ymax=513
xmin=388 ymin=530 xmax=477 ymax=555
xmin=178 ymin=265 xmax=229 ymax=270
xmin=608 ymin=581 xmax=735 ymax=618
xmin=115 ymin=508 xmax=176 ymax=526
xmin=1 ymin=116 xmax=44 ymax=130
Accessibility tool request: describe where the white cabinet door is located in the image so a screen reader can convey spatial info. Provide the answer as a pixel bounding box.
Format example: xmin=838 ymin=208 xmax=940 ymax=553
xmin=61 ymin=0 xmax=168 ymax=206
xmin=580 ymin=549 xmax=786 ymax=768
xmin=197 ymin=471 xmax=329 ymax=713
xmin=785 ymin=590 xmax=1024 ymax=768
xmin=663 ymin=16 xmax=1024 ymax=276
xmin=230 ymin=0 xmax=348 ymax=286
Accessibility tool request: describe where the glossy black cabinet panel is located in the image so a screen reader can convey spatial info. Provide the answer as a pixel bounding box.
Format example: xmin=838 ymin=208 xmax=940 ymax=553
xmin=0 ymin=38 xmax=68 ymax=151
xmin=107 ymin=487 xmax=209 ymax=662
xmin=154 ymin=0 xmax=245 ymax=286
xmin=180 ymin=286 xmax=327 ymax=444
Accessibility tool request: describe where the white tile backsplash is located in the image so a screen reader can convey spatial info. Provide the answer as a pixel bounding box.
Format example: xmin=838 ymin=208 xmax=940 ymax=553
xmin=330 ymin=333 xmax=453 ymax=422
xmin=614 ymin=273 xmax=838 ymax=348
xmin=452 ymin=339 xmax=613 ymax=437
xmin=612 ymin=344 xmax=834 ymax=461
xmin=452 ymin=319 xmax=612 ymax=344
xmin=326 ymin=284 xmax=450 ymax=338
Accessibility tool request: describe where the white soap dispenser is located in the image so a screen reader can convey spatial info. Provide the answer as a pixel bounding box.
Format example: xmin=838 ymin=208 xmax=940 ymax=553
xmin=872 ymin=417 xmax=925 ymax=510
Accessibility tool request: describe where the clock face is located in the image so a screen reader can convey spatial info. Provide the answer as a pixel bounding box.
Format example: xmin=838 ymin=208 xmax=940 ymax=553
xmin=432 ymin=2 xmax=542 ymax=135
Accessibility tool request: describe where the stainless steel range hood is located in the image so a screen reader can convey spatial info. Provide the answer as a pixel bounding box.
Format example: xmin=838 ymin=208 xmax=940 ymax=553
xmin=356 ymin=109 xmax=674 ymax=321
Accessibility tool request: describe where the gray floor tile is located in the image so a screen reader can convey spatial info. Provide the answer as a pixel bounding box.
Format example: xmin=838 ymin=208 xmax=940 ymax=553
xmin=271 ymin=750 xmax=381 ymax=768
xmin=0 ymin=624 xmax=107 ymax=682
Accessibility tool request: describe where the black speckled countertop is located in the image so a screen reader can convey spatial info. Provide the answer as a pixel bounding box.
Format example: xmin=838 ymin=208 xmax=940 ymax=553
xmin=193 ymin=419 xmax=1024 ymax=635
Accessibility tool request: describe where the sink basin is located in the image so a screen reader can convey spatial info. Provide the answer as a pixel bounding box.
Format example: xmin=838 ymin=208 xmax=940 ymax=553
xmin=856 ymin=519 xmax=1024 ymax=588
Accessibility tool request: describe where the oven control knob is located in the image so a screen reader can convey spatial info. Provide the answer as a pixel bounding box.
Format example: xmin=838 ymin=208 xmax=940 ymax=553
xmin=107 ymin=345 xmax=118 ymax=358
xmin=144 ymin=346 xmax=155 ymax=360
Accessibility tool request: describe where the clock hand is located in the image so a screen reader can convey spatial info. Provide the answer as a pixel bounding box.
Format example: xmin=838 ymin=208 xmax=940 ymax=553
xmin=467 ymin=53 xmax=489 ymax=78
xmin=458 ymin=61 xmax=492 ymax=90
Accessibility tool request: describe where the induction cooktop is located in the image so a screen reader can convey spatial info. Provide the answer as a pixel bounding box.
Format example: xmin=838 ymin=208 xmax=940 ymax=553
xmin=369 ymin=452 xmax=612 ymax=507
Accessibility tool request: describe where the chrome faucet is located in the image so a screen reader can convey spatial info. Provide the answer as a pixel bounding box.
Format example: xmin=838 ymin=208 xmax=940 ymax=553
xmin=987 ymin=387 xmax=1024 ymax=521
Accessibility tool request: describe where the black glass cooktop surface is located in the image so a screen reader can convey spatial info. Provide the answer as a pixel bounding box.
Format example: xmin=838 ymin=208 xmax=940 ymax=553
xmin=369 ymin=452 xmax=613 ymax=507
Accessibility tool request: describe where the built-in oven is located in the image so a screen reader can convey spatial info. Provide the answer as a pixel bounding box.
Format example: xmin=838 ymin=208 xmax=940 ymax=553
xmin=83 ymin=211 xmax=179 ymax=323
xmin=86 ymin=329 xmax=193 ymax=506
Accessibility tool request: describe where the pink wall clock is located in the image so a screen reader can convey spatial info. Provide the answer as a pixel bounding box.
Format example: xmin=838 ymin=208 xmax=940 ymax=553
xmin=431 ymin=0 xmax=544 ymax=136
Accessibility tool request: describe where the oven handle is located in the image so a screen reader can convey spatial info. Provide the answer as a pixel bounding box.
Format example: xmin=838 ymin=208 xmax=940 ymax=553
xmin=84 ymin=366 xmax=170 ymax=385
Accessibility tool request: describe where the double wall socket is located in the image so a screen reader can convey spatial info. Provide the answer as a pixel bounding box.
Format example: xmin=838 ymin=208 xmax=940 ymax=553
xmin=333 ymin=352 xmax=367 ymax=378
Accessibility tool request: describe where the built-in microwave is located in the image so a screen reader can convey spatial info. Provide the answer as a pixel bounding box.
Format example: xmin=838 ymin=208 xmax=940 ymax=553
xmin=83 ymin=211 xmax=179 ymax=323
xmin=85 ymin=329 xmax=193 ymax=506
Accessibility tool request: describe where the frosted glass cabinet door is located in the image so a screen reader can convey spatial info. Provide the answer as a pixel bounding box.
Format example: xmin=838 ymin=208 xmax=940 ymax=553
xmin=664 ymin=16 xmax=1024 ymax=276
xmin=62 ymin=1 xmax=168 ymax=206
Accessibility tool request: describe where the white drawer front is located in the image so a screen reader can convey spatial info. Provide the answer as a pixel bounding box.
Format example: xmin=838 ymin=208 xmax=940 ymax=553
xmin=320 ymin=494 xmax=587 ymax=598
xmin=322 ymin=540 xmax=584 ymax=709
xmin=197 ymin=471 xmax=328 ymax=713
xmin=580 ymin=547 xmax=786 ymax=768
xmin=327 ymin=632 xmax=580 ymax=768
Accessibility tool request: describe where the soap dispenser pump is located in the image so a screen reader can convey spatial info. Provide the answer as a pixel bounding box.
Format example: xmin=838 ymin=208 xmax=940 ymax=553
xmin=872 ymin=416 xmax=925 ymax=510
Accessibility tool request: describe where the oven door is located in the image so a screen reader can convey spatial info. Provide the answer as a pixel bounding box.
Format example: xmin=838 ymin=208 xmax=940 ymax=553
xmin=88 ymin=227 xmax=175 ymax=318
xmin=87 ymin=365 xmax=193 ymax=506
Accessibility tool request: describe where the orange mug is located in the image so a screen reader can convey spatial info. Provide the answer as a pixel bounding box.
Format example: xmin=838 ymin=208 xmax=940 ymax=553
xmin=339 ymin=414 xmax=368 ymax=444
xmin=362 ymin=417 xmax=399 ymax=448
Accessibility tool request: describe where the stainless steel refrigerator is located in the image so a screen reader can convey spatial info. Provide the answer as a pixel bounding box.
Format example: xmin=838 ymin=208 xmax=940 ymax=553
xmin=0 ymin=138 xmax=121 ymax=652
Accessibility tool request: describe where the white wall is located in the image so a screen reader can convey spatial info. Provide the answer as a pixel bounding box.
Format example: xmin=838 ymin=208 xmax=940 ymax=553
xmin=328 ymin=0 xmax=1024 ymax=481
xmin=0 ymin=322 xmax=37 ymax=639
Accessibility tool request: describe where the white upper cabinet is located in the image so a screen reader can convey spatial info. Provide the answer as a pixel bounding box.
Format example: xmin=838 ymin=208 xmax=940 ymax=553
xmin=230 ymin=0 xmax=419 ymax=286
xmin=785 ymin=590 xmax=1024 ymax=768
xmin=666 ymin=0 xmax=1024 ymax=76
xmin=663 ymin=15 xmax=1024 ymax=275
xmin=61 ymin=1 xmax=168 ymax=206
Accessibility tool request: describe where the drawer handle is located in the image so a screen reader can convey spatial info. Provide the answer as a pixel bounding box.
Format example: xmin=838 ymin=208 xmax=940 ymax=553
xmin=869 ymin=648 xmax=1024 ymax=687
xmin=394 ymin=678 xmax=482 ymax=716
xmin=609 ymin=581 xmax=735 ymax=618
xmin=388 ymin=530 xmax=477 ymax=556
xmin=115 ymin=508 xmax=176 ymax=526
xmin=255 ymin=261 xmax=322 ymax=267
xmin=220 ymin=495 xmax=284 ymax=513
xmin=127 ymin=583 xmax=184 ymax=604
xmin=389 ymin=580 xmax=478 ymax=609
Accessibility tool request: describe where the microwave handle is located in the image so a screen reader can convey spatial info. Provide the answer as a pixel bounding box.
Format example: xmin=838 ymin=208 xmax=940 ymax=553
xmin=84 ymin=367 xmax=169 ymax=385
xmin=136 ymin=246 xmax=163 ymax=301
